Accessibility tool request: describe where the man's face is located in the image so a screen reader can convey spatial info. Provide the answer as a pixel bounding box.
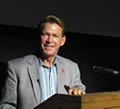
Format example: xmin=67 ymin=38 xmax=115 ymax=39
xmin=40 ymin=23 xmax=66 ymax=58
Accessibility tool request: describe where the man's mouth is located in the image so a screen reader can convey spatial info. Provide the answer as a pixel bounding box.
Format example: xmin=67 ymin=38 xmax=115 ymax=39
xmin=44 ymin=44 xmax=54 ymax=47
xmin=44 ymin=45 xmax=54 ymax=50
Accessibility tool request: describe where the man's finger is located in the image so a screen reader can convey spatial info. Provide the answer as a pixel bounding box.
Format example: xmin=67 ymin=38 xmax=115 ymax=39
xmin=68 ymin=89 xmax=73 ymax=95
xmin=73 ymin=89 xmax=78 ymax=95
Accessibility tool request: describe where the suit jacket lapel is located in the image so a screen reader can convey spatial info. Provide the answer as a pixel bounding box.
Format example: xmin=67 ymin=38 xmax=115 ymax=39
xmin=27 ymin=56 xmax=41 ymax=104
xmin=57 ymin=57 xmax=67 ymax=94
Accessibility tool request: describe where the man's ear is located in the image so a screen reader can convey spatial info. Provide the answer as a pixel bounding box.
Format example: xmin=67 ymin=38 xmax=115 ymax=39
xmin=61 ymin=35 xmax=66 ymax=46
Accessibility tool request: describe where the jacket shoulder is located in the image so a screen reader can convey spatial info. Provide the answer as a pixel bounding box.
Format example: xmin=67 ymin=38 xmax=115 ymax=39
xmin=57 ymin=55 xmax=78 ymax=66
xmin=8 ymin=55 xmax=38 ymax=69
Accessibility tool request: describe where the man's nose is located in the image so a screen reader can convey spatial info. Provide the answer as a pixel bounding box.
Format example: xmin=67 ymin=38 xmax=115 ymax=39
xmin=47 ymin=35 xmax=53 ymax=43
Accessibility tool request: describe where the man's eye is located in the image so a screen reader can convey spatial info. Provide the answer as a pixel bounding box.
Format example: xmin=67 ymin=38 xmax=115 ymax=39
xmin=53 ymin=35 xmax=59 ymax=38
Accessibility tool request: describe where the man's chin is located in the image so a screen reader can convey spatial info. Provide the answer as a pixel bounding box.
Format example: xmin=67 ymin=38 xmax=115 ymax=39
xmin=43 ymin=53 xmax=55 ymax=58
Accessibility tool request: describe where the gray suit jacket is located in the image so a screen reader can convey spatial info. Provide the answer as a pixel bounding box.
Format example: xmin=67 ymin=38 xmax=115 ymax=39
xmin=0 ymin=55 xmax=86 ymax=109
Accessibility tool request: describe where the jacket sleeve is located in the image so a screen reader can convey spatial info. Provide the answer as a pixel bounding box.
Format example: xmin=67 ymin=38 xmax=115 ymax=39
xmin=71 ymin=63 xmax=86 ymax=92
xmin=0 ymin=62 xmax=17 ymax=109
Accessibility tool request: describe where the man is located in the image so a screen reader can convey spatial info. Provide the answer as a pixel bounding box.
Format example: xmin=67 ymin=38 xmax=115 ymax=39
xmin=0 ymin=15 xmax=86 ymax=109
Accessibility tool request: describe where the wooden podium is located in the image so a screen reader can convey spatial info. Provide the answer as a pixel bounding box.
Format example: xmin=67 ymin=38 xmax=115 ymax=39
xmin=82 ymin=91 xmax=120 ymax=109
xmin=34 ymin=91 xmax=120 ymax=109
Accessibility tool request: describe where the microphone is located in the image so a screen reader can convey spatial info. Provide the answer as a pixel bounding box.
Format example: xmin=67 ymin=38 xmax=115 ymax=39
xmin=92 ymin=65 xmax=119 ymax=75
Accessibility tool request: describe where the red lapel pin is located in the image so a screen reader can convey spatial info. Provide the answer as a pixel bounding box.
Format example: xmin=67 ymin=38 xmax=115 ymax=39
xmin=61 ymin=68 xmax=65 ymax=74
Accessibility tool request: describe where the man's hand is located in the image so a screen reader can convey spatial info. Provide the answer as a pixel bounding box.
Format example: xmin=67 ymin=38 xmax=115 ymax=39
xmin=68 ymin=88 xmax=85 ymax=95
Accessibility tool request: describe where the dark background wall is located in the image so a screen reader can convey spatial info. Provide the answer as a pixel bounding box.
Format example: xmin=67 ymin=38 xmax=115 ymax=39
xmin=0 ymin=0 xmax=120 ymax=37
